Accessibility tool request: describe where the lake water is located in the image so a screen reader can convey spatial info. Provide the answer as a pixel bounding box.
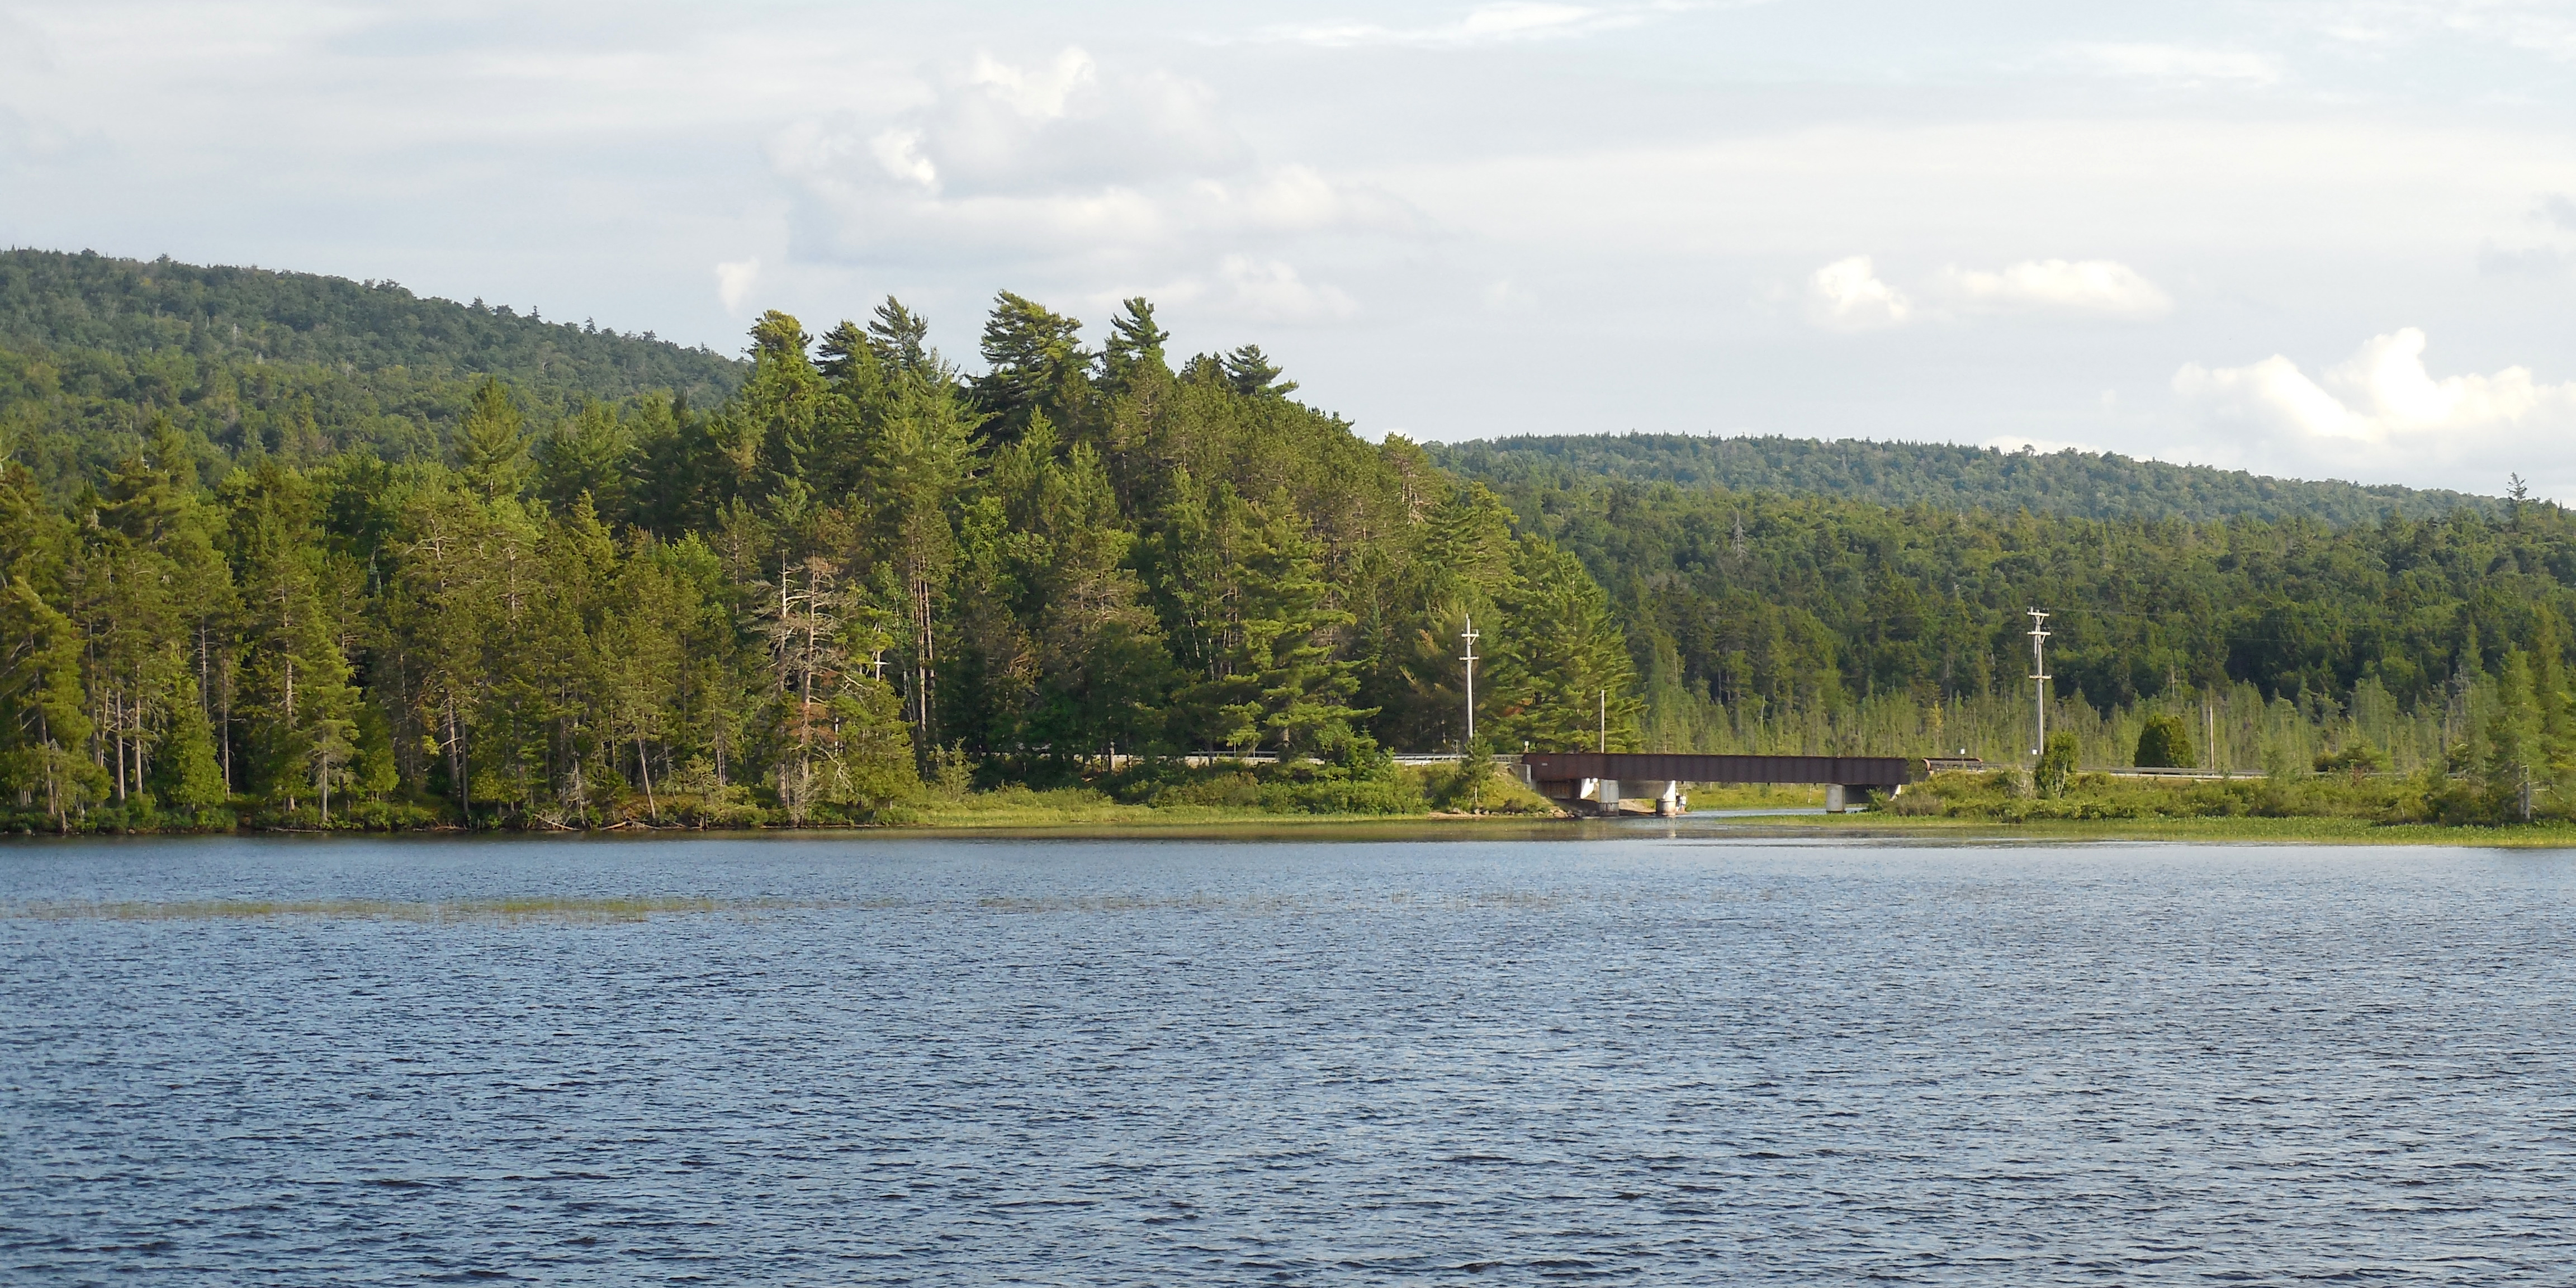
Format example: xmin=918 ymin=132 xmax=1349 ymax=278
xmin=4 ymin=830 xmax=2573 ymax=1284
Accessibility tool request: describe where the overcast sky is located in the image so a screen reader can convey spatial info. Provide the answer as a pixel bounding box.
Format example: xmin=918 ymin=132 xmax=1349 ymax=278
xmin=8 ymin=1 xmax=2576 ymax=496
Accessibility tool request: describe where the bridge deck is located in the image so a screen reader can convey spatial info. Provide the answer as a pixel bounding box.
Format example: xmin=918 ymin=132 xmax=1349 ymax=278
xmin=1518 ymin=752 xmax=1919 ymax=788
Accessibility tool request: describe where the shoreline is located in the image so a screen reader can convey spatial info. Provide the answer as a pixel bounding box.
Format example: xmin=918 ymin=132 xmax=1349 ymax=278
xmin=15 ymin=808 xmax=2576 ymax=847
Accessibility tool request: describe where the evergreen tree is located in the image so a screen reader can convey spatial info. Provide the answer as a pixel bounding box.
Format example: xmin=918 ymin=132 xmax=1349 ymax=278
xmin=150 ymin=675 xmax=228 ymax=812
xmin=1099 ymin=297 xmax=1171 ymax=392
xmin=1488 ymin=538 xmax=1639 ymax=751
xmin=0 ymin=574 xmax=103 ymax=825
xmin=970 ymin=292 xmax=1087 ymax=442
xmin=1205 ymin=494 xmax=1369 ymax=755
xmin=536 ymin=401 xmax=633 ymax=520
xmin=455 ymin=378 xmax=531 ymax=500
xmin=1220 ymin=345 xmax=1296 ymax=399
xmin=866 ymin=297 xmax=934 ymax=376
xmin=2486 ymin=648 xmax=2541 ymax=820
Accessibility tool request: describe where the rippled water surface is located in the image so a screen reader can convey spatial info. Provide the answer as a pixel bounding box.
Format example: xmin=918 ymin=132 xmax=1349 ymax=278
xmin=6 ymin=831 xmax=2575 ymax=1284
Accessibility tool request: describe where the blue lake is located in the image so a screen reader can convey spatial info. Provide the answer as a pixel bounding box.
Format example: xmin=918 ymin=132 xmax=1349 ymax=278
xmin=4 ymin=831 xmax=2573 ymax=1284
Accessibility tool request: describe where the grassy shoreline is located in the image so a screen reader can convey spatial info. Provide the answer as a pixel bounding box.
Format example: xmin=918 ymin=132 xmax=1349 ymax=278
xmin=18 ymin=806 xmax=2576 ymax=847
xmin=17 ymin=769 xmax=2576 ymax=846
xmin=1690 ymin=810 xmax=2576 ymax=846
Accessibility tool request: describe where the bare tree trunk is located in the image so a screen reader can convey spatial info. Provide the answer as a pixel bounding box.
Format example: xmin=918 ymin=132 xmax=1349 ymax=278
xmin=447 ymin=695 xmax=468 ymax=822
xmin=637 ymin=735 xmax=658 ymax=822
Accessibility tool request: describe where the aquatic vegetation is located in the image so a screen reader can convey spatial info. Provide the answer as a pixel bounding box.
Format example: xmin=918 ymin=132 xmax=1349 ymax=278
xmin=3 ymin=895 xmax=874 ymax=923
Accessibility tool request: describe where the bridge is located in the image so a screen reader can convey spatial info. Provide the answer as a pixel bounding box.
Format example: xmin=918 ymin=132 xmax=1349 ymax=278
xmin=1517 ymin=752 xmax=1922 ymax=816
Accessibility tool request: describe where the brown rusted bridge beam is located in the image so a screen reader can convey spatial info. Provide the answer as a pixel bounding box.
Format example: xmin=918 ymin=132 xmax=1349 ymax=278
xmin=1518 ymin=752 xmax=1922 ymax=816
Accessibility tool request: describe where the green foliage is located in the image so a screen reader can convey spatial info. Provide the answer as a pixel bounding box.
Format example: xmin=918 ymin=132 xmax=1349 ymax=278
xmin=1099 ymin=754 xmax=1426 ymax=816
xmin=0 ymin=570 xmax=103 ymax=823
xmin=454 ymin=376 xmax=529 ymax=487
xmin=1432 ymin=433 xmax=2504 ymax=525
xmin=1459 ymin=465 xmax=2576 ymax=771
xmin=0 ymin=255 xmax=1652 ymax=828
xmin=0 ymin=249 xmax=740 ymax=499
xmin=2315 ymin=740 xmax=2392 ymax=775
xmin=2034 ymin=731 xmax=2078 ymax=798
xmin=22 ymin=248 xmax=2576 ymax=832
xmin=149 ymin=678 xmax=228 ymax=811
xmin=2134 ymin=713 xmax=2197 ymax=768
xmin=0 ymin=248 xmax=740 ymax=401
xmin=1904 ymin=769 xmax=2420 ymax=823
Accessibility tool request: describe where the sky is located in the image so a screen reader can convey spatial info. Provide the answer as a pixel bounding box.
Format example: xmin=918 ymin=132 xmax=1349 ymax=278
xmin=7 ymin=1 xmax=2576 ymax=497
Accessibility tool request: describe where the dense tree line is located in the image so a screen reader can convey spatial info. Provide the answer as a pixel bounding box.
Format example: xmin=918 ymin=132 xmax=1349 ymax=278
xmin=0 ymin=288 xmax=1633 ymax=829
xmin=0 ymin=249 xmax=744 ymax=497
xmin=1433 ymin=433 xmax=2505 ymax=525
xmin=12 ymin=248 xmax=2576 ymax=830
xmin=1484 ymin=472 xmax=2576 ymax=815
xmin=1 ymin=248 xmax=741 ymax=402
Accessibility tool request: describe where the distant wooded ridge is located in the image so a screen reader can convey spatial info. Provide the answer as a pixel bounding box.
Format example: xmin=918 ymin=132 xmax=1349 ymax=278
xmin=0 ymin=247 xmax=744 ymax=399
xmin=1429 ymin=433 xmax=2507 ymax=526
xmin=6 ymin=247 xmax=2497 ymax=528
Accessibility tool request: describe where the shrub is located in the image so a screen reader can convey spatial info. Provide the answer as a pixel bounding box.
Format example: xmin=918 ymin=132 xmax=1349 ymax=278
xmin=2134 ymin=713 xmax=2197 ymax=768
xmin=2034 ymin=732 xmax=2078 ymax=798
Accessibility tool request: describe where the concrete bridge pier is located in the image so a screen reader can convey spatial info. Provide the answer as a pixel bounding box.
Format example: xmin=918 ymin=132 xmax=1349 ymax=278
xmin=1575 ymin=778 xmax=1689 ymax=816
xmin=1521 ymin=752 xmax=1919 ymax=818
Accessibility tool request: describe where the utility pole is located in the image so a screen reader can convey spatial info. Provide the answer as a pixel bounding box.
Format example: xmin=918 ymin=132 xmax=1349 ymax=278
xmin=1599 ymin=689 xmax=1608 ymax=754
xmin=1460 ymin=615 xmax=1479 ymax=752
xmin=2027 ymin=608 xmax=2051 ymax=760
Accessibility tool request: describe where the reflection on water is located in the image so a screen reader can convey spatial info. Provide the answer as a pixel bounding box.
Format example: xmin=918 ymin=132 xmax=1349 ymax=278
xmin=5 ymin=835 xmax=2573 ymax=1284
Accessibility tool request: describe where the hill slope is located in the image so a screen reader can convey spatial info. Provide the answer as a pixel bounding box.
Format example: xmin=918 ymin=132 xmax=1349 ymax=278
xmin=0 ymin=248 xmax=744 ymax=491
xmin=1428 ymin=433 xmax=2505 ymax=525
xmin=0 ymin=248 xmax=742 ymax=401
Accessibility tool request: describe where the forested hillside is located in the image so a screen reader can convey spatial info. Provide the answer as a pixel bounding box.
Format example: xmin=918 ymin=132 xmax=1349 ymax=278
xmin=1484 ymin=473 xmax=2565 ymax=773
xmin=7 ymin=249 xmax=2576 ymax=832
xmin=0 ymin=248 xmax=743 ymax=495
xmin=1431 ymin=433 xmax=2507 ymax=525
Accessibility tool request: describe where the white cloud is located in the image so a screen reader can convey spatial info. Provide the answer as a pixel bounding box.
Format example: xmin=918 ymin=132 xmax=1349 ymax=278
xmin=2062 ymin=42 xmax=2281 ymax=86
xmin=1212 ymin=254 xmax=1358 ymax=322
xmin=1259 ymin=3 xmax=1660 ymax=48
xmin=1137 ymin=254 xmax=1360 ymax=324
xmin=967 ymin=48 xmax=1093 ymax=119
xmin=714 ymin=257 xmax=760 ymax=313
xmin=868 ymin=128 xmax=936 ymax=188
xmin=1803 ymin=253 xmax=2166 ymax=332
xmin=1804 ymin=255 xmax=1909 ymax=331
xmin=2314 ymin=2 xmax=2576 ymax=64
xmin=769 ymin=49 xmax=1414 ymax=273
xmin=2174 ymin=328 xmax=2576 ymax=445
xmin=1939 ymin=258 xmax=2173 ymax=318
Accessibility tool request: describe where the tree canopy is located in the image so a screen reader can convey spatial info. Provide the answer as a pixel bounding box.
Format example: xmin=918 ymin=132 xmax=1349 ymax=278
xmin=7 ymin=249 xmax=2574 ymax=830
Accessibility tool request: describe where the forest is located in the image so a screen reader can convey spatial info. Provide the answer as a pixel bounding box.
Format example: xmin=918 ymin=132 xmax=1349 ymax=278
xmin=1431 ymin=432 xmax=2503 ymax=525
xmin=1464 ymin=469 xmax=2576 ymax=820
xmin=3 ymin=248 xmax=2573 ymax=830
xmin=0 ymin=252 xmax=1631 ymax=828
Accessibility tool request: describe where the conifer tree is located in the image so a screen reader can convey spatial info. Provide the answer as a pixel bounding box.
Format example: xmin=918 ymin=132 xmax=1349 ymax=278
xmin=150 ymin=675 xmax=228 ymax=812
xmin=2486 ymin=648 xmax=2541 ymax=820
xmin=971 ymin=292 xmax=1088 ymax=442
xmin=455 ymin=378 xmax=531 ymax=500
xmin=0 ymin=575 xmax=103 ymax=826
xmin=1213 ymin=494 xmax=1369 ymax=755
